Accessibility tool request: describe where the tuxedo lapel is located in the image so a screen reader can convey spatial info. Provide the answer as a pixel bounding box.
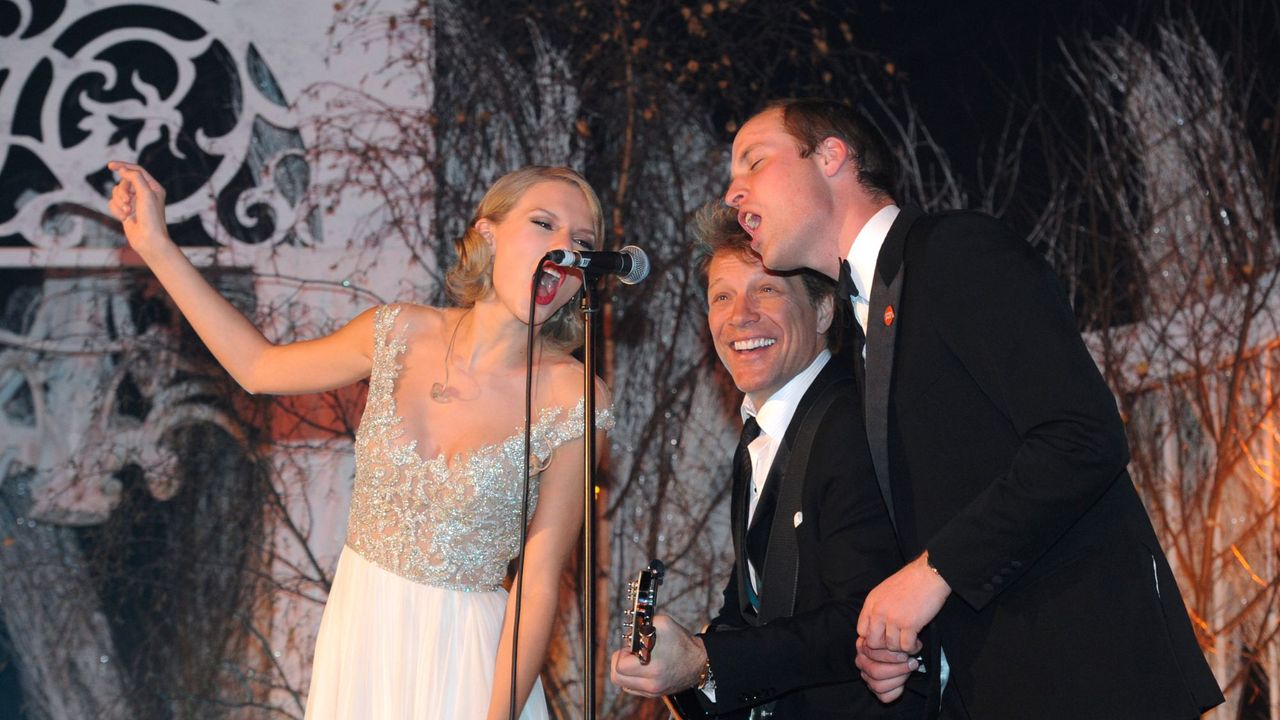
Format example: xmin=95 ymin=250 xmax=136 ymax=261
xmin=747 ymin=360 xmax=845 ymax=619
xmin=864 ymin=206 xmax=923 ymax=531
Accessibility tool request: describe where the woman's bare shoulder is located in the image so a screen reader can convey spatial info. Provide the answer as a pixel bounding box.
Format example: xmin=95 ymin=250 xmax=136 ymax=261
xmin=541 ymin=354 xmax=612 ymax=408
xmin=386 ymin=302 xmax=454 ymax=336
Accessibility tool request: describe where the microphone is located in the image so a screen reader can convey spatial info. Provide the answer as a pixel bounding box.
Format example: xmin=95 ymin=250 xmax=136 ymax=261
xmin=545 ymin=245 xmax=651 ymax=285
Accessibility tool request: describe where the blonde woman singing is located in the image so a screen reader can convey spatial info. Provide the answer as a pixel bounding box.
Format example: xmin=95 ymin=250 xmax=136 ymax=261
xmin=108 ymin=162 xmax=614 ymax=719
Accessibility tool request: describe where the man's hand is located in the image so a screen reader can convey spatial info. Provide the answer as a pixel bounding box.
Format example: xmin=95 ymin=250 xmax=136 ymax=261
xmin=857 ymin=552 xmax=951 ymax=655
xmin=610 ymin=615 xmax=706 ymax=698
xmin=855 ymin=637 xmax=920 ymax=703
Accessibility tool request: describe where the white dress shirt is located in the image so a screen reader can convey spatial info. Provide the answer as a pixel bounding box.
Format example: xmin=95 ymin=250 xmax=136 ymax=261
xmin=843 ymin=204 xmax=900 ymax=337
xmin=739 ymin=348 xmax=832 ymax=591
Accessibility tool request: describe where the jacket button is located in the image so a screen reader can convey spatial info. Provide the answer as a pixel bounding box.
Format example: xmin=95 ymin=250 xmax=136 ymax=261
xmin=982 ymin=583 xmax=995 ymax=592
xmin=1011 ymin=560 xmax=1023 ymax=568
xmin=992 ymin=576 xmax=1004 ymax=585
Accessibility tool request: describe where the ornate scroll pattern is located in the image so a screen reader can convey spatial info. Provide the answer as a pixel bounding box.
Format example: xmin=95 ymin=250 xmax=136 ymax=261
xmin=0 ymin=277 xmax=250 ymax=526
xmin=0 ymin=0 xmax=319 ymax=253
xmin=0 ymin=272 xmax=261 ymax=718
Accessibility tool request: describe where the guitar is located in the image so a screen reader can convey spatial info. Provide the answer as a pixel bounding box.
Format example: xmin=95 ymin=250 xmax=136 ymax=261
xmin=622 ymin=558 xmax=664 ymax=664
xmin=621 ymin=560 xmax=751 ymax=720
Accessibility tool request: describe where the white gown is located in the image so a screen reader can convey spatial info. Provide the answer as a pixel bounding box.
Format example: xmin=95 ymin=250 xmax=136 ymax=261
xmin=305 ymin=305 xmax=612 ymax=719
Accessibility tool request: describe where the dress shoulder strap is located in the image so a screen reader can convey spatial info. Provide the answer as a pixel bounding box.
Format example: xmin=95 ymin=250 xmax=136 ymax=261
xmin=372 ymin=304 xmax=403 ymax=353
xmin=365 ymin=304 xmax=407 ymax=417
xmin=514 ymin=399 xmax=616 ymax=472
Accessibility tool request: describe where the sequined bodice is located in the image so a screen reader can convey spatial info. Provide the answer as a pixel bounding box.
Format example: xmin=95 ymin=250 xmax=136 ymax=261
xmin=348 ymin=305 xmax=614 ymax=591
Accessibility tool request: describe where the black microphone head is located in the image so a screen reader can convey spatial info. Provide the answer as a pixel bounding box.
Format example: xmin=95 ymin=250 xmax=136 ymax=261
xmin=619 ymin=245 xmax=650 ymax=285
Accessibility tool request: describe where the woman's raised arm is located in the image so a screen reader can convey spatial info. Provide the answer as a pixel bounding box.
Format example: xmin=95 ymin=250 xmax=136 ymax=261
xmin=108 ymin=161 xmax=374 ymax=395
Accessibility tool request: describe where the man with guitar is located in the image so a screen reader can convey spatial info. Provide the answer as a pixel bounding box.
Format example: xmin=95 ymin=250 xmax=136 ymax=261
xmin=609 ymin=206 xmax=923 ymax=719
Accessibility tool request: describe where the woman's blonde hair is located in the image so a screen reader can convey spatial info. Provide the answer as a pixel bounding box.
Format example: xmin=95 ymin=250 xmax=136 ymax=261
xmin=445 ymin=166 xmax=605 ymax=351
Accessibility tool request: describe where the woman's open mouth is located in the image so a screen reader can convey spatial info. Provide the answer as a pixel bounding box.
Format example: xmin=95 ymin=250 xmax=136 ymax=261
xmin=535 ymin=264 xmax=567 ymax=305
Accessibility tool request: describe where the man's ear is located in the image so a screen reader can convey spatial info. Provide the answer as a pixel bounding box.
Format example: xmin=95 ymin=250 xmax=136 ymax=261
xmin=475 ymin=219 xmax=496 ymax=250
xmin=817 ymin=136 xmax=852 ymax=178
xmin=816 ymin=294 xmax=835 ymax=335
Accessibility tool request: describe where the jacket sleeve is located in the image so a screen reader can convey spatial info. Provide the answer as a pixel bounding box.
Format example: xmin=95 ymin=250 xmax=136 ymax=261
xmin=920 ymin=213 xmax=1131 ymax=610
xmin=707 ymin=563 xmax=746 ymax=632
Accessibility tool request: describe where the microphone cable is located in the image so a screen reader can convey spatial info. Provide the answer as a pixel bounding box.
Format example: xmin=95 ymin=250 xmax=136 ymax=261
xmin=509 ymin=262 xmax=552 ymax=720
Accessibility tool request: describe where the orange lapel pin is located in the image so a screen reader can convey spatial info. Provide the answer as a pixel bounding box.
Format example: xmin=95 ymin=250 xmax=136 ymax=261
xmin=883 ymin=305 xmax=896 ymax=326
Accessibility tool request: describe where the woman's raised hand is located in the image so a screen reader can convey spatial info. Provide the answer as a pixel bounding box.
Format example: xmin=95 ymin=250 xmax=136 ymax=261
xmin=107 ymin=161 xmax=170 ymax=256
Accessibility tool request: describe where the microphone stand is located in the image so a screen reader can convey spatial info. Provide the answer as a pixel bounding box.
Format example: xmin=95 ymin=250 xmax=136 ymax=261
xmin=579 ymin=276 xmax=602 ymax=720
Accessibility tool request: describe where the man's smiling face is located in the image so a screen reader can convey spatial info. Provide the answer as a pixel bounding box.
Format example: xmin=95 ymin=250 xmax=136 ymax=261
xmin=707 ymin=249 xmax=832 ymax=407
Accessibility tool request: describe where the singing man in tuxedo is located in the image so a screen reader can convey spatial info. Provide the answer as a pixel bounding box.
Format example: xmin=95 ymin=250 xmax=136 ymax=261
xmin=609 ymin=206 xmax=922 ymax=719
xmin=722 ymin=97 xmax=1224 ymax=719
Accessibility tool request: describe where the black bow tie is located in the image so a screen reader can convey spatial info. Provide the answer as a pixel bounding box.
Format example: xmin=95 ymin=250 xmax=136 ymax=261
xmin=838 ymin=259 xmax=860 ymax=302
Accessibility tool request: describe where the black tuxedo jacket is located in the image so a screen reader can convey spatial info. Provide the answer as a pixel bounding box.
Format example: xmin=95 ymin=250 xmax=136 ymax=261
xmin=860 ymin=207 xmax=1223 ymax=719
xmin=700 ymin=357 xmax=923 ymax=719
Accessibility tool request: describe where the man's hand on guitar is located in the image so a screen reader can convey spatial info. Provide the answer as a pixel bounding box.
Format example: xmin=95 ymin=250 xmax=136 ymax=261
xmin=610 ymin=615 xmax=706 ymax=698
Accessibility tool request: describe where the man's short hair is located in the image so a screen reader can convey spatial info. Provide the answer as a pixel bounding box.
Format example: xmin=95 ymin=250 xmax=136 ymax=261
xmin=693 ymin=203 xmax=846 ymax=353
xmin=762 ymin=98 xmax=898 ymax=202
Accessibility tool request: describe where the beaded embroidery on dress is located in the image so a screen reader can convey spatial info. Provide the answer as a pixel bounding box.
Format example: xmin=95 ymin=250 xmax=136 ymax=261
xmin=305 ymin=304 xmax=615 ymax=719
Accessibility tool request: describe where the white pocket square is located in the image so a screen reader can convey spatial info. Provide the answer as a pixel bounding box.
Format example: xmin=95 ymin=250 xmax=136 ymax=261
xmin=793 ymin=511 xmax=803 ymax=527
